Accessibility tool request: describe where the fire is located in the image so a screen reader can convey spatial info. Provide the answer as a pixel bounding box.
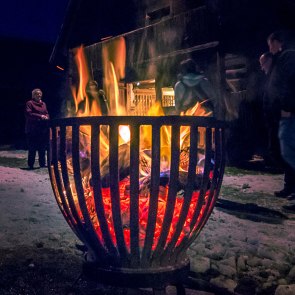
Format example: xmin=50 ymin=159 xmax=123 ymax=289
xmin=102 ymin=37 xmax=126 ymax=115
xmin=119 ymin=125 xmax=130 ymax=144
xmin=71 ymin=46 xmax=99 ymax=116
xmin=80 ymin=179 xmax=210 ymax=250
xmin=63 ymin=42 xmax=213 ymax=251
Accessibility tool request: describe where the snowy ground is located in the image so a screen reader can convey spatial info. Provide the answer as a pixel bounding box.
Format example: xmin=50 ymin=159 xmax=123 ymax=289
xmin=0 ymin=149 xmax=294 ymax=295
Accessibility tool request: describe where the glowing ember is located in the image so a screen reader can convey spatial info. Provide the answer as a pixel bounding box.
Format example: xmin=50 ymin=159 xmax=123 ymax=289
xmin=79 ymin=178 xmax=211 ymax=251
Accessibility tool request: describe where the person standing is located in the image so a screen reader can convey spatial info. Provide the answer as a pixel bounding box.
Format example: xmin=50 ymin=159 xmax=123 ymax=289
xmin=174 ymin=59 xmax=217 ymax=115
xmin=259 ymin=52 xmax=282 ymax=170
xmin=25 ymin=88 xmax=49 ymax=169
xmin=266 ymin=30 xmax=295 ymax=206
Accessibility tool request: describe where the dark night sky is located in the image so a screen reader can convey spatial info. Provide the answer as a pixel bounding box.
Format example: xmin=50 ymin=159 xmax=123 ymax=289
xmin=0 ymin=1 xmax=69 ymax=44
xmin=0 ymin=1 xmax=70 ymax=145
xmin=0 ymin=0 xmax=136 ymax=145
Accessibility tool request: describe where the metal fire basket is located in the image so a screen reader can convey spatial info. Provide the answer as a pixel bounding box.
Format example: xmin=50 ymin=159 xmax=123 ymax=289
xmin=48 ymin=116 xmax=226 ymax=290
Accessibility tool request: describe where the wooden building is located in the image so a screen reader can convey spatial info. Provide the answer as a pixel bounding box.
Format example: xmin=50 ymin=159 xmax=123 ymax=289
xmin=50 ymin=0 xmax=295 ymax=164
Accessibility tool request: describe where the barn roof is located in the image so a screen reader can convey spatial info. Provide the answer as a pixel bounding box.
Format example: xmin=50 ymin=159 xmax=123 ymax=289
xmin=50 ymin=0 xmax=295 ymax=67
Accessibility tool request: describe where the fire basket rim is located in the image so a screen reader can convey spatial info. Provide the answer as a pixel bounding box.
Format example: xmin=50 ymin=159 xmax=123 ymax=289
xmin=48 ymin=115 xmax=227 ymax=128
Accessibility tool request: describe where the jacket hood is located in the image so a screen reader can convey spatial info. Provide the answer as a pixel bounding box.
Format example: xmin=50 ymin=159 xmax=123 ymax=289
xmin=181 ymin=73 xmax=204 ymax=87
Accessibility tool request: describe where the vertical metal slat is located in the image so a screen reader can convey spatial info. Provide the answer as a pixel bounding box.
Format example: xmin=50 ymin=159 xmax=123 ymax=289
xmin=90 ymin=124 xmax=118 ymax=261
xmin=141 ymin=124 xmax=161 ymax=267
xmin=152 ymin=124 xmax=180 ymax=264
xmin=165 ymin=124 xmax=198 ymax=258
xmin=72 ymin=124 xmax=107 ymax=260
xmin=129 ymin=124 xmax=140 ymax=267
xmin=109 ymin=124 xmax=128 ymax=265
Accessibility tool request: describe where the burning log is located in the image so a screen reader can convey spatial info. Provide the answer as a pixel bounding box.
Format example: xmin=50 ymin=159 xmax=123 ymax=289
xmin=97 ymin=144 xmax=213 ymax=191
xmin=139 ymin=170 xmax=211 ymax=192
xmin=99 ymin=143 xmax=130 ymax=187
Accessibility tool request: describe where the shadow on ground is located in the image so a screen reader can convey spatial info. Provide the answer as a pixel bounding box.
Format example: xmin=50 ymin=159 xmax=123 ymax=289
xmin=215 ymin=199 xmax=288 ymax=224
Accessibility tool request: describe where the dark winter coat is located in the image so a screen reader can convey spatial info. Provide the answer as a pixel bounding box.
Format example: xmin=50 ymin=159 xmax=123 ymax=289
xmin=25 ymin=99 xmax=49 ymax=135
xmin=263 ymin=67 xmax=281 ymax=125
xmin=267 ymin=49 xmax=295 ymax=114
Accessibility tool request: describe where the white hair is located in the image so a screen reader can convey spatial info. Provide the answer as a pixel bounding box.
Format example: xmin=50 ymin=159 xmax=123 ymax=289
xmin=32 ymin=88 xmax=42 ymax=96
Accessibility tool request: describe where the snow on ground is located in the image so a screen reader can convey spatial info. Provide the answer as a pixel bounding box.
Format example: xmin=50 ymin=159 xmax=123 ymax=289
xmin=0 ymin=149 xmax=294 ymax=295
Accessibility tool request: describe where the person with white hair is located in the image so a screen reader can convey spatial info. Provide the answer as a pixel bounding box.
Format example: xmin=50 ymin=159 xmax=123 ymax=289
xmin=24 ymin=88 xmax=49 ymax=169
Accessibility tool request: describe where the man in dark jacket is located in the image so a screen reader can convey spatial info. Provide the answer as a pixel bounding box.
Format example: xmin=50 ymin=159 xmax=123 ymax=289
xmin=266 ymin=30 xmax=295 ymax=209
xmin=259 ymin=52 xmax=282 ymax=170
xmin=174 ymin=59 xmax=217 ymax=115
xmin=25 ymin=88 xmax=49 ymax=169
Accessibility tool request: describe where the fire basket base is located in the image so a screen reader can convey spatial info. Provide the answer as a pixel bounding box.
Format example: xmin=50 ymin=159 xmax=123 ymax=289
xmin=82 ymin=259 xmax=190 ymax=289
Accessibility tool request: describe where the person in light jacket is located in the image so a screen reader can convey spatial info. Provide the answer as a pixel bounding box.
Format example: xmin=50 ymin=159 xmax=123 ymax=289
xmin=174 ymin=58 xmax=217 ymax=115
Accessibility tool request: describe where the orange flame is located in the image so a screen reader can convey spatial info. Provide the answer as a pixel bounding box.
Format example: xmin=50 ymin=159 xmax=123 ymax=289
xmin=71 ymin=46 xmax=90 ymax=115
xmin=102 ymin=37 xmax=126 ymax=115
